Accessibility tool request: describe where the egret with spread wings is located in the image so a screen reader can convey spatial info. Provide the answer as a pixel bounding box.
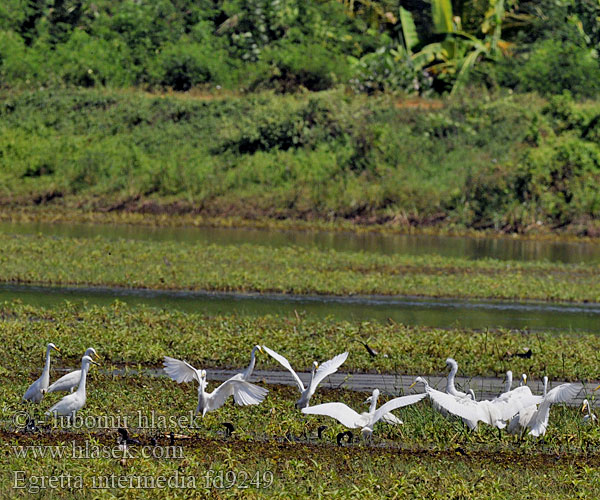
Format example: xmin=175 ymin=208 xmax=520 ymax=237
xmin=262 ymin=346 xmax=348 ymax=408
xmin=163 ymin=356 xmax=268 ymax=416
xmin=410 ymin=376 xmax=542 ymax=430
xmin=302 ymin=388 xmax=426 ymax=439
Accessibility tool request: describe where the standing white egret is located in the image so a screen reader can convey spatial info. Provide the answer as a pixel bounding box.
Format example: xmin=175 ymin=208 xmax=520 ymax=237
xmin=46 ymin=355 xmax=99 ymax=420
xmin=262 ymin=346 xmax=348 ymax=408
xmin=582 ymin=399 xmax=597 ymax=424
xmin=445 ymin=358 xmax=467 ymax=397
xmin=23 ymin=343 xmax=60 ymax=403
xmin=508 ymin=382 xmax=582 ymax=437
xmin=163 ymin=356 xmax=268 ymax=416
xmin=302 ymin=388 xmax=427 ymax=439
xmin=410 ymin=376 xmax=542 ymax=430
xmin=47 ymin=348 xmax=100 ymax=393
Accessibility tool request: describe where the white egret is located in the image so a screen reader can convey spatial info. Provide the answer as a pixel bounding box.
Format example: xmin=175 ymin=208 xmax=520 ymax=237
xmin=365 ymin=392 xmax=403 ymax=424
xmin=507 ymin=376 xmax=547 ymax=435
xmin=582 ymin=399 xmax=597 ymax=424
xmin=441 ymin=359 xmax=477 ymax=427
xmin=46 ymin=355 xmax=99 ymax=420
xmin=302 ymin=388 xmax=427 ymax=439
xmin=163 ymin=357 xmax=268 ymax=416
xmin=262 ymin=346 xmax=348 ymax=408
xmin=509 ymin=382 xmax=582 ymax=437
xmin=445 ymin=358 xmax=467 ymax=397
xmin=47 ymin=348 xmax=100 ymax=393
xmin=23 ymin=343 xmax=60 ymax=403
xmin=410 ymin=376 xmax=542 ymax=430
xmin=233 ymin=345 xmax=263 ymax=382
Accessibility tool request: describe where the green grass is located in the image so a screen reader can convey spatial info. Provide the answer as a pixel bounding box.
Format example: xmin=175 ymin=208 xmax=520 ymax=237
xmin=1 ymin=232 xmax=600 ymax=302
xmin=2 ymin=302 xmax=600 ymax=498
xmin=1 ymin=375 xmax=599 ymax=498
xmin=1 ymin=302 xmax=599 ymax=381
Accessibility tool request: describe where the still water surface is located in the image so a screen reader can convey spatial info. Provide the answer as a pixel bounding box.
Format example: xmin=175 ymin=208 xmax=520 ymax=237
xmin=1 ymin=284 xmax=598 ymax=333
xmin=1 ymin=221 xmax=599 ymax=263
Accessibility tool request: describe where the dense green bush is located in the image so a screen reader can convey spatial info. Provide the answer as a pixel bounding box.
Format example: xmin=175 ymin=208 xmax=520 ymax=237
xmin=153 ymin=40 xmax=230 ymax=90
xmin=498 ymin=39 xmax=600 ymax=98
xmin=252 ymin=41 xmax=348 ymax=92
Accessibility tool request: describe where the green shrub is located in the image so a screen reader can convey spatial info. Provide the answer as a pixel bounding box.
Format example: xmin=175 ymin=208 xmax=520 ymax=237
xmin=153 ymin=41 xmax=226 ymax=90
xmin=250 ymin=42 xmax=347 ymax=92
xmin=499 ymin=39 xmax=600 ymax=98
xmin=517 ymin=136 xmax=600 ymax=223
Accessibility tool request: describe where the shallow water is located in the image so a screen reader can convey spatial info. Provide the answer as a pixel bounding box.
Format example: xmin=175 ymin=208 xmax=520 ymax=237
xmin=0 ymin=221 xmax=598 ymax=263
xmin=2 ymin=284 xmax=599 ymax=333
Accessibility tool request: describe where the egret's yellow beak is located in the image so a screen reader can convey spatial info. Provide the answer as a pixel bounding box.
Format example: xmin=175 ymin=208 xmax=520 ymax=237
xmin=523 ymin=375 xmax=527 ymax=385
xmin=90 ymin=359 xmax=100 ymax=367
xmin=258 ymin=346 xmax=264 ymax=354
xmin=53 ymin=346 xmax=61 ymax=353
xmin=593 ymin=384 xmax=600 ymax=392
xmin=408 ymin=381 xmax=417 ymax=390
xmin=582 ymin=401 xmax=588 ymax=413
xmin=93 ymin=352 xmax=101 ymax=361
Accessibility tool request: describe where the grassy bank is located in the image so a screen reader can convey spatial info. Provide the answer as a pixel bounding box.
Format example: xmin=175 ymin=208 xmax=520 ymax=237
xmin=1 ymin=302 xmax=599 ymax=380
xmin=3 ymin=88 xmax=600 ymax=235
xmin=1 ymin=232 xmax=600 ymax=302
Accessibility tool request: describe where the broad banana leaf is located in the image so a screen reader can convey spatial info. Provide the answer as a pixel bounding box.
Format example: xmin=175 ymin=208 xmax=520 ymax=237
xmin=431 ymin=0 xmax=454 ymax=34
xmin=399 ymin=7 xmax=419 ymax=53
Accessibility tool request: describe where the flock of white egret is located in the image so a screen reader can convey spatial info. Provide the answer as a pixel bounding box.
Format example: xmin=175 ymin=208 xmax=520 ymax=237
xmin=22 ymin=343 xmax=593 ymax=440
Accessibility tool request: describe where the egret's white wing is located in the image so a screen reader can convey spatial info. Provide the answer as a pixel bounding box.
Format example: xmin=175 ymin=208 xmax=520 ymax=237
xmin=302 ymin=402 xmax=363 ymax=429
xmin=210 ymin=379 xmax=268 ymax=409
xmin=262 ymin=346 xmax=305 ymax=391
xmin=529 ymin=383 xmax=582 ymax=437
xmin=47 ymin=371 xmax=81 ymax=393
xmin=163 ymin=357 xmax=200 ymax=384
xmin=542 ymin=383 xmax=582 ymax=405
xmin=309 ymin=352 xmax=349 ymax=392
xmin=46 ymin=393 xmax=82 ymax=416
xmin=427 ymin=388 xmax=489 ymax=423
xmin=380 ymin=413 xmax=403 ymax=425
xmin=231 ymin=380 xmax=268 ymax=406
xmin=23 ymin=379 xmax=43 ymax=402
xmin=373 ymin=393 xmax=427 ymax=423
xmin=491 ymin=386 xmax=543 ymax=422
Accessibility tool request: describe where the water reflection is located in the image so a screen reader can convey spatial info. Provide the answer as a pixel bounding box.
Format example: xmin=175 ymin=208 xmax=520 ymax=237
xmin=1 ymin=284 xmax=598 ymax=333
xmin=0 ymin=221 xmax=597 ymax=263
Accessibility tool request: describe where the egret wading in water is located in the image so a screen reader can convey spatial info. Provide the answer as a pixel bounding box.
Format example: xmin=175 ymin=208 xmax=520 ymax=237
xmin=163 ymin=356 xmax=268 ymax=416
xmin=46 ymin=355 xmax=99 ymax=421
xmin=302 ymin=388 xmax=427 ymax=439
xmin=47 ymin=347 xmax=100 ymax=393
xmin=262 ymin=346 xmax=348 ymax=409
xmin=23 ymin=343 xmax=60 ymax=403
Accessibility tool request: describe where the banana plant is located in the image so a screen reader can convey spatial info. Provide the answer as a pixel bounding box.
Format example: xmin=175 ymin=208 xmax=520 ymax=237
xmin=402 ymin=0 xmax=512 ymax=93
